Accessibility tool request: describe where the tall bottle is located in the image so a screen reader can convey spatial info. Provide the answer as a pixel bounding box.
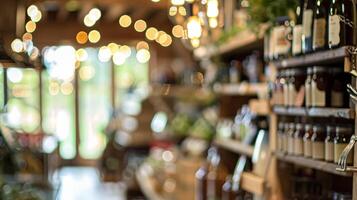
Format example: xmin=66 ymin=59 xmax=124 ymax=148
xmin=302 ymin=0 xmax=315 ymax=54
xmin=292 ymin=0 xmax=304 ymax=56
xmin=328 ymin=0 xmax=353 ymax=48
xmin=195 ymin=148 xmax=214 ymax=200
xmin=313 ymin=0 xmax=328 ymax=51
xmin=206 ymin=148 xmax=228 ymax=200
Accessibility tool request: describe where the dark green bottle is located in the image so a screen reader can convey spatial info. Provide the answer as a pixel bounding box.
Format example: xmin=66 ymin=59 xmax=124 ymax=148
xmin=313 ymin=0 xmax=328 ymax=51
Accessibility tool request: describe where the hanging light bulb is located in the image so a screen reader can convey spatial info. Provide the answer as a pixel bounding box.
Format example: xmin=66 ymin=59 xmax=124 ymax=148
xmin=207 ymin=0 xmax=219 ymax=28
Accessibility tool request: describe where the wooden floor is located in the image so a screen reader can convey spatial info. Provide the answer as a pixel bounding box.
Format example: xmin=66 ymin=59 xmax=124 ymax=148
xmin=56 ymin=167 xmax=126 ymax=200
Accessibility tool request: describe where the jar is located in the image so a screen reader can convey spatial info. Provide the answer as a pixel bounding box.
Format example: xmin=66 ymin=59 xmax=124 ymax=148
xmin=311 ymin=66 xmax=331 ymax=107
xmin=312 ymin=125 xmax=325 ymax=160
xmin=283 ymin=123 xmax=290 ymax=153
xmin=305 ymin=67 xmax=313 ymax=107
xmin=325 ymin=126 xmax=336 ymax=162
xmin=334 ymin=126 xmax=354 ymax=164
xmin=289 ymin=69 xmax=306 ymax=107
xmin=277 ymin=122 xmax=284 ymax=151
xmin=303 ymin=124 xmax=313 ymax=157
xmin=330 ymin=67 xmax=347 ymax=108
xmin=294 ymin=123 xmax=304 ymax=156
xmin=283 ymin=70 xmax=291 ymax=107
xmin=287 ymin=123 xmax=295 ymax=155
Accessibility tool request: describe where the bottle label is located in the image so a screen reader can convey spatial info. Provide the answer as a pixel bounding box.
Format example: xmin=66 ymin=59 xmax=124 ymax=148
xmin=331 ymin=90 xmax=344 ymax=107
xmin=275 ymin=26 xmax=290 ymax=56
xmin=328 ymin=15 xmax=341 ymax=46
xmin=288 ymin=136 xmax=294 ymax=154
xmin=334 ymin=143 xmax=353 ymax=164
xmin=304 ymin=140 xmax=312 ymax=157
xmin=303 ymin=9 xmax=313 ymax=38
xmin=312 ymin=141 xmax=324 ymax=160
xmin=288 ymin=83 xmax=297 ymax=106
xmin=313 ymin=18 xmax=326 ymax=49
xmin=325 ymin=142 xmax=334 ymax=162
xmin=305 ymin=79 xmax=311 ymax=107
xmin=292 ymin=25 xmax=303 ymax=55
xmin=311 ymin=80 xmax=326 ymax=106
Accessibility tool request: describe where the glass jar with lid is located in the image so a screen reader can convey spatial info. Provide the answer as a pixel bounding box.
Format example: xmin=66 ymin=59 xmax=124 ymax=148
xmin=287 ymin=123 xmax=296 ymax=155
xmin=305 ymin=67 xmax=313 ymax=107
xmin=303 ymin=124 xmax=313 ymax=157
xmin=294 ymin=123 xmax=304 ymax=156
xmin=312 ymin=125 xmax=325 ymax=160
xmin=289 ymin=69 xmax=306 ymax=107
xmin=311 ymin=66 xmax=331 ymax=107
xmin=334 ymin=126 xmax=354 ymax=164
xmin=325 ymin=126 xmax=336 ymax=162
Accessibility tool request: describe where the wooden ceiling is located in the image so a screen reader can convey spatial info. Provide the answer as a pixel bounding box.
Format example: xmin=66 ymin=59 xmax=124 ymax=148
xmin=27 ymin=0 xmax=175 ymax=48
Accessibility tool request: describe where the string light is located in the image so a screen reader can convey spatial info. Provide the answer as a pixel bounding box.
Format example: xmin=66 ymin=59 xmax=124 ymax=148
xmin=134 ymin=20 xmax=147 ymax=32
xmin=171 ymin=0 xmax=185 ymax=6
xmin=161 ymin=35 xmax=172 ymax=47
xmin=119 ymin=15 xmax=132 ymax=28
xmin=119 ymin=45 xmax=132 ymax=58
xmin=75 ymin=48 xmax=88 ymax=61
xmin=22 ymin=33 xmax=33 ymax=41
xmin=84 ymin=15 xmax=96 ymax=27
xmin=112 ymin=52 xmax=126 ymax=65
xmin=136 ymin=41 xmax=150 ymax=50
xmin=88 ymin=30 xmax=101 ymax=43
xmin=107 ymin=43 xmax=119 ymax=54
xmin=172 ymin=25 xmax=184 ymax=38
xmin=88 ymin=8 xmax=102 ymax=21
xmin=25 ymin=21 xmax=36 ymax=33
xmin=145 ymin=27 xmax=158 ymax=41
xmin=169 ymin=6 xmax=177 ymax=16
xmin=136 ymin=49 xmax=150 ymax=63
xmin=76 ymin=31 xmax=88 ymax=44
xmin=98 ymin=46 xmax=112 ymax=62
xmin=11 ymin=39 xmax=24 ymax=53
xmin=27 ymin=5 xmax=39 ymax=19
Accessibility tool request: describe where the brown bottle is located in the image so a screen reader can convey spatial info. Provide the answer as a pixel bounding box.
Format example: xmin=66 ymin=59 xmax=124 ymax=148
xmin=195 ymin=148 xmax=215 ymax=200
xmin=207 ymin=149 xmax=229 ymax=200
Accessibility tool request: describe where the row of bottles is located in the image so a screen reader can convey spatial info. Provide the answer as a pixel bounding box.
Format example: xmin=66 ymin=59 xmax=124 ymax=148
xmin=266 ymin=0 xmax=355 ymax=60
xmin=195 ymin=148 xmax=252 ymax=200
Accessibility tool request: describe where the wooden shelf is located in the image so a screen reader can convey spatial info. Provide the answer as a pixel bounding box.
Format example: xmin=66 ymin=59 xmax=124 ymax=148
xmin=271 ymin=46 xmax=352 ymax=69
xmin=194 ymin=25 xmax=268 ymax=59
xmin=149 ymin=84 xmax=215 ymax=103
xmin=213 ymin=83 xmax=268 ymax=97
xmin=213 ymin=139 xmax=254 ymax=157
xmin=136 ymin=164 xmax=164 ymax=200
xmin=241 ymin=172 xmax=265 ymax=196
xmin=273 ymin=106 xmax=353 ymax=119
xmin=275 ymin=152 xmax=352 ymax=177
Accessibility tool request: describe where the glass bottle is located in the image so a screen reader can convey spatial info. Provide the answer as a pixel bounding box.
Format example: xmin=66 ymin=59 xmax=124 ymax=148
xmin=304 ymin=124 xmax=313 ymax=157
xmin=313 ymin=0 xmax=328 ymax=51
xmin=311 ymin=66 xmax=331 ymax=107
xmin=302 ymin=0 xmax=315 ymax=54
xmin=293 ymin=0 xmax=304 ymax=56
xmin=334 ymin=126 xmax=354 ymax=164
xmin=207 ymin=149 xmax=229 ymax=200
xmin=294 ymin=123 xmax=305 ymax=156
xmin=283 ymin=123 xmax=290 ymax=153
xmin=330 ymin=67 xmax=348 ymax=108
xmin=195 ymin=148 xmax=215 ymax=200
xmin=278 ymin=122 xmax=285 ymax=152
xmin=312 ymin=125 xmax=325 ymax=160
xmin=305 ymin=67 xmax=313 ymax=108
xmin=288 ymin=123 xmax=296 ymax=155
xmin=325 ymin=126 xmax=336 ymax=162
xmin=328 ymin=0 xmax=353 ymax=48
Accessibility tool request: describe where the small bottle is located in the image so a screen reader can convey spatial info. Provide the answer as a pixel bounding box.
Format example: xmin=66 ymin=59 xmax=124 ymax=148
xmin=305 ymin=67 xmax=313 ymax=108
xmin=312 ymin=125 xmax=325 ymax=160
xmin=221 ymin=175 xmax=233 ymax=200
xmin=303 ymin=124 xmax=313 ymax=157
xmin=288 ymin=123 xmax=296 ymax=155
xmin=283 ymin=70 xmax=291 ymax=107
xmin=207 ymin=149 xmax=229 ymax=200
xmin=283 ymin=123 xmax=290 ymax=153
xmin=294 ymin=123 xmax=305 ymax=156
xmin=311 ymin=66 xmax=331 ymax=107
xmin=195 ymin=148 xmax=215 ymax=200
xmin=334 ymin=126 xmax=354 ymax=164
xmin=325 ymin=126 xmax=335 ymax=162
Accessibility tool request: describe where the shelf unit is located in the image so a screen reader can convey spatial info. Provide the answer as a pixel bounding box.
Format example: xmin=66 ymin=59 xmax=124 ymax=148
xmin=270 ymin=46 xmax=352 ymax=69
xmin=213 ymin=139 xmax=254 ymax=157
xmin=275 ymin=152 xmax=352 ymax=177
xmin=273 ymin=106 xmax=353 ymax=119
xmin=213 ymin=83 xmax=268 ymax=97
